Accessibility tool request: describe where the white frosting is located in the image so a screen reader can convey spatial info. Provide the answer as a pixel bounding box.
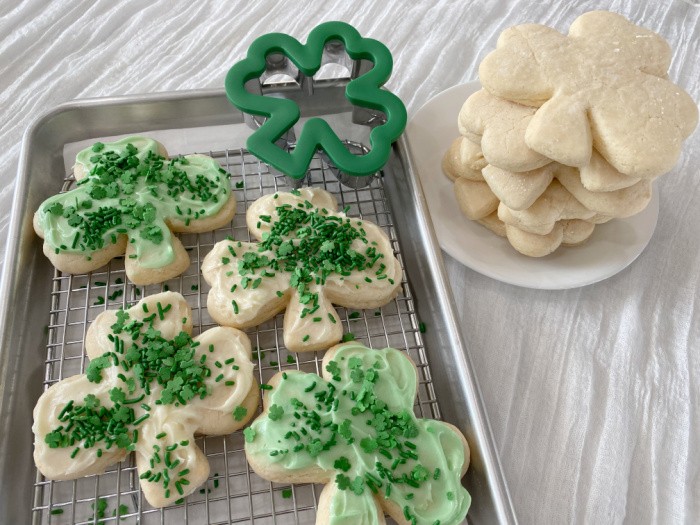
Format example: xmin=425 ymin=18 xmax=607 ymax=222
xmin=203 ymin=188 xmax=402 ymax=351
xmin=32 ymin=292 xmax=255 ymax=506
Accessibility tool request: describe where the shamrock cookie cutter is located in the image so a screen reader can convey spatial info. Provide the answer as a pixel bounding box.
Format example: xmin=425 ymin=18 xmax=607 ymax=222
xmin=225 ymin=21 xmax=407 ymax=188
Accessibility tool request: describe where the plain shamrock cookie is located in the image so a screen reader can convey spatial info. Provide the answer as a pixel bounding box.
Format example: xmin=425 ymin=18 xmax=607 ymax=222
xmin=478 ymin=11 xmax=698 ymax=178
xmin=32 ymin=292 xmax=258 ymax=508
xmin=33 ymin=136 xmax=236 ymax=285
xmin=244 ymin=341 xmax=471 ymax=525
xmin=202 ymin=188 xmax=402 ymax=353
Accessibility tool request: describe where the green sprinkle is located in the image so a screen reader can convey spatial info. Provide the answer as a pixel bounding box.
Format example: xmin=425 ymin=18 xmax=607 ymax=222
xmin=233 ymin=406 xmax=247 ymax=421
xmin=50 ymin=509 xmax=64 ymax=515
xmin=268 ymin=404 xmax=284 ymax=420
xmin=243 ymin=427 xmax=256 ymax=443
xmin=341 ymin=333 xmax=355 ymax=342
xmin=348 ymin=312 xmax=360 ymax=319
xmin=232 ymin=300 xmax=239 ymax=314
xmin=282 ymin=488 xmax=293 ymax=499
xmin=235 ymin=181 xmax=244 ymax=189
xmin=260 ymin=384 xmax=273 ymax=391
xmin=419 ymin=322 xmax=426 ymax=333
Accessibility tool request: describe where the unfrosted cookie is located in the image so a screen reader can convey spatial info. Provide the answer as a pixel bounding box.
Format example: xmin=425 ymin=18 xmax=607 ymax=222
xmin=33 ymin=136 xmax=236 ymax=285
xmin=482 ymin=164 xmax=554 ymax=211
xmin=459 ymin=90 xmax=645 ymax=188
xmin=32 ymin=292 xmax=258 ymax=507
xmin=497 ymin=179 xmax=595 ymax=236
xmin=453 ymin=178 xmax=500 ymax=220
xmin=458 ymin=89 xmax=551 ymax=172
xmin=556 ymin=167 xmax=652 ymax=217
xmin=479 ymin=11 xmax=698 ymax=177
xmin=441 ymin=137 xmax=486 ymax=181
xmin=202 ymin=189 xmax=402 ymax=353
xmin=244 ymin=341 xmax=471 ymax=525
xmin=505 ymin=218 xmax=595 ymax=257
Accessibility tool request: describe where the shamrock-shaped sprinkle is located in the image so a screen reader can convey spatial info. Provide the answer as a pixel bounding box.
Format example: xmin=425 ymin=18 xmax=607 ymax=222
xmin=225 ymin=21 xmax=407 ymax=180
xmin=202 ymin=188 xmax=402 ymax=352
xmin=245 ymin=342 xmax=471 ymax=525
xmin=32 ymin=292 xmax=258 ymax=508
xmin=34 ymin=136 xmax=235 ymax=285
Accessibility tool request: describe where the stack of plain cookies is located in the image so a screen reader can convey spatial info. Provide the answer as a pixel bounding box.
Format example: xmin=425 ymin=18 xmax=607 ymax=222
xmin=443 ymin=11 xmax=698 ymax=257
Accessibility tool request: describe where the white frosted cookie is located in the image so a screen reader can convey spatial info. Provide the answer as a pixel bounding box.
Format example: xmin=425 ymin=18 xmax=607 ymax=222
xmin=556 ymin=167 xmax=652 ymax=217
xmin=202 ymin=188 xmax=402 ymax=353
xmin=33 ymin=136 xmax=236 ymax=285
xmin=244 ymin=341 xmax=471 ymax=525
xmin=479 ymin=11 xmax=698 ymax=177
xmin=32 ymin=292 xmax=258 ymax=508
xmin=441 ymin=136 xmax=486 ymax=181
xmin=458 ymin=89 xmax=551 ymax=172
xmin=453 ymin=178 xmax=500 ymax=220
xmin=497 ymin=179 xmax=595 ymax=236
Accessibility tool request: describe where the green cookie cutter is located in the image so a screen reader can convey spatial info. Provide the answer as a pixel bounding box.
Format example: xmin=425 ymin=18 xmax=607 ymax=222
xmin=225 ymin=21 xmax=407 ymax=186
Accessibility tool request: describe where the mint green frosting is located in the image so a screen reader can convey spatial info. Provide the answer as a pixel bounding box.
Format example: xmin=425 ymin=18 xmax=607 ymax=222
xmin=38 ymin=136 xmax=230 ymax=269
xmin=328 ymin=487 xmax=380 ymax=525
xmin=246 ymin=343 xmax=471 ymax=524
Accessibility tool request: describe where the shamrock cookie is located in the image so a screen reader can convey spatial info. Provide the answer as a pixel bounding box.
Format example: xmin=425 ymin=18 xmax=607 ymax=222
xmin=202 ymin=188 xmax=402 ymax=352
xmin=458 ymin=90 xmax=645 ymax=191
xmin=244 ymin=341 xmax=471 ymax=525
xmin=34 ymin=136 xmax=236 ymax=285
xmin=32 ymin=292 xmax=258 ymax=507
xmin=479 ymin=11 xmax=698 ymax=178
xmin=458 ymin=89 xmax=550 ymax=173
xmin=441 ymin=137 xmax=486 ymax=181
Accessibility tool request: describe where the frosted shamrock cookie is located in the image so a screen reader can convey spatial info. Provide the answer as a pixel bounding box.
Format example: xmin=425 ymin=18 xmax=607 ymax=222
xmin=202 ymin=188 xmax=402 ymax=353
xmin=32 ymin=292 xmax=258 ymax=507
xmin=244 ymin=341 xmax=471 ymax=525
xmin=33 ymin=136 xmax=236 ymax=285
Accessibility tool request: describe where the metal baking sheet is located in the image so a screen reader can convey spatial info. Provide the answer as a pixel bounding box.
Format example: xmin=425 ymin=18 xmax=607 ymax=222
xmin=0 ymin=83 xmax=516 ymax=524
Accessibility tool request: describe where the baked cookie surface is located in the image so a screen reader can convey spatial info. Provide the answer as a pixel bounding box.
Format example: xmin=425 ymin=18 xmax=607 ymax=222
xmin=33 ymin=136 xmax=236 ymax=285
xmin=244 ymin=342 xmax=471 ymax=525
xmin=32 ymin=292 xmax=258 ymax=507
xmin=478 ymin=11 xmax=698 ymax=177
xmin=202 ymin=188 xmax=402 ymax=352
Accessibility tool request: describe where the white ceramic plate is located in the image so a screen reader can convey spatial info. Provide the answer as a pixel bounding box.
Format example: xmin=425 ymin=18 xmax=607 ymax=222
xmin=405 ymin=81 xmax=659 ymax=290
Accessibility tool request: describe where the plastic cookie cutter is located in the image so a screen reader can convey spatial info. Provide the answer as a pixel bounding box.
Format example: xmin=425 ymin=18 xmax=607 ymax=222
xmin=225 ymin=21 xmax=407 ymax=188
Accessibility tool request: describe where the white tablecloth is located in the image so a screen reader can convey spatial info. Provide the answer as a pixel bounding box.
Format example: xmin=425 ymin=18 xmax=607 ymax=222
xmin=1 ymin=1 xmax=698 ymax=522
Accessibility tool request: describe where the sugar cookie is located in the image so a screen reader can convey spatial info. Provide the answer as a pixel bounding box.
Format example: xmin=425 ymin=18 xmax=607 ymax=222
xmin=479 ymin=11 xmax=698 ymax=178
xmin=244 ymin=341 xmax=471 ymax=525
xmin=33 ymin=137 xmax=236 ymax=285
xmin=32 ymin=292 xmax=258 ymax=507
xmin=441 ymin=137 xmax=486 ymax=181
xmin=202 ymin=189 xmax=402 ymax=353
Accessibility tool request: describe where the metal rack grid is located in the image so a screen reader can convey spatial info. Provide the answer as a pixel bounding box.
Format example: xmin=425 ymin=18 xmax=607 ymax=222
xmin=32 ymin=148 xmax=441 ymax=524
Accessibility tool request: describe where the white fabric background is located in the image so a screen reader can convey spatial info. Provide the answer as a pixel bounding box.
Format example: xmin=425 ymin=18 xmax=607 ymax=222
xmin=1 ymin=0 xmax=698 ymax=523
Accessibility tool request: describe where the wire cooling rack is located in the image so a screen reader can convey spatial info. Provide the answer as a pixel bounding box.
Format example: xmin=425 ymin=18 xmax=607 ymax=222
xmin=32 ymin=148 xmax=441 ymax=524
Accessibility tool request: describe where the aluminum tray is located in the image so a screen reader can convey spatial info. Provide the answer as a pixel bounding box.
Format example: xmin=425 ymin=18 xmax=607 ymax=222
xmin=0 ymin=83 xmax=516 ymax=524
